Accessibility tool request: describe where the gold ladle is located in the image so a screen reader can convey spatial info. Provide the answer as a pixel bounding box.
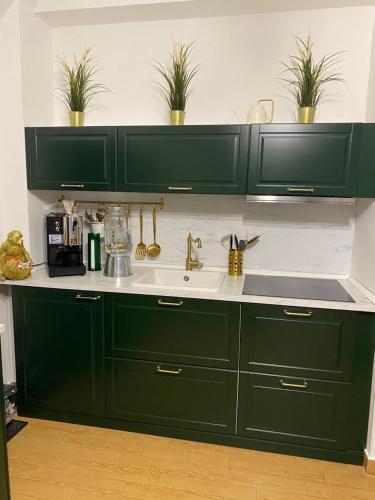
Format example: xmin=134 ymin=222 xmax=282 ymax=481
xmin=147 ymin=206 xmax=161 ymax=258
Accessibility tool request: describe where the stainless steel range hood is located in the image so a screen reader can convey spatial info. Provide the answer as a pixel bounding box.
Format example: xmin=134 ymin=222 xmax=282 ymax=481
xmin=245 ymin=195 xmax=355 ymax=205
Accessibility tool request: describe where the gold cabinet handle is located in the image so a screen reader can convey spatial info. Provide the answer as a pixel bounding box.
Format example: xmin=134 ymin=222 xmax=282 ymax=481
xmin=157 ymin=365 xmax=182 ymax=376
xmin=280 ymin=379 xmax=308 ymax=389
xmin=284 ymin=309 xmax=312 ymax=318
xmin=75 ymin=294 xmax=101 ymax=301
xmin=287 ymin=188 xmax=314 ymax=193
xmin=157 ymin=299 xmax=183 ymax=308
xmin=60 ymin=184 xmax=85 ymax=189
xmin=168 ymin=186 xmax=192 ymax=191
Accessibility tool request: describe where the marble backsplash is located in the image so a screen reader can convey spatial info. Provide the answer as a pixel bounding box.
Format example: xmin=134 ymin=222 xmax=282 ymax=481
xmin=43 ymin=192 xmax=356 ymax=276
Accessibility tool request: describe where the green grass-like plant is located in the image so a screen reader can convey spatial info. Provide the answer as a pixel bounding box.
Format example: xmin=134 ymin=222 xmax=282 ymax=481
xmin=57 ymin=48 xmax=108 ymax=112
xmin=154 ymin=41 xmax=199 ymax=111
xmin=281 ymin=34 xmax=343 ymax=108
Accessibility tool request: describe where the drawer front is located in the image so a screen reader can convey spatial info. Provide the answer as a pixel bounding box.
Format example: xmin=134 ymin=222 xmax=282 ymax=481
xmin=106 ymin=294 xmax=240 ymax=369
xmin=248 ymin=124 xmax=357 ymax=196
xmin=117 ymin=125 xmax=249 ymax=194
xmin=238 ymin=373 xmax=349 ymax=450
xmin=240 ymin=304 xmax=355 ymax=381
xmin=25 ymin=127 xmax=117 ymax=191
xmin=106 ymin=359 xmax=237 ymax=434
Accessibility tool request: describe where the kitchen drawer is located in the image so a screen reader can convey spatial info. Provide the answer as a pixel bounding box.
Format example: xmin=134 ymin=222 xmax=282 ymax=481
xmin=106 ymin=358 xmax=237 ymax=434
xmin=238 ymin=372 xmax=349 ymax=450
xmin=240 ymin=304 xmax=356 ymax=381
xmin=106 ymin=293 xmax=239 ymax=369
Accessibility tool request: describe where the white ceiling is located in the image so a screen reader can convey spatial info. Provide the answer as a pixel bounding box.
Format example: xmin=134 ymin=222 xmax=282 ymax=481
xmin=33 ymin=0 xmax=375 ymax=26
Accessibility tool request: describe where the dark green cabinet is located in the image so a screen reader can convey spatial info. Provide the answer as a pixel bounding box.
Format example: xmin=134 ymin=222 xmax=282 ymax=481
xmin=107 ymin=358 xmax=237 ymax=434
xmin=25 ymin=127 xmax=117 ymax=191
xmin=238 ymin=373 xmax=349 ymax=450
xmin=117 ymin=125 xmax=250 ymax=193
xmin=248 ymin=124 xmax=360 ymax=196
xmin=0 ymin=343 xmax=10 ymax=500
xmin=357 ymin=123 xmax=375 ymax=197
xmin=240 ymin=304 xmax=356 ymax=381
xmin=13 ymin=287 xmax=105 ymax=417
xmin=106 ymin=293 xmax=240 ymax=369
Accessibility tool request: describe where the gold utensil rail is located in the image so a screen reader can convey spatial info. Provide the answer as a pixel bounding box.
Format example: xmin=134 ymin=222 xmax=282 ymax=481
xmin=58 ymin=195 xmax=165 ymax=210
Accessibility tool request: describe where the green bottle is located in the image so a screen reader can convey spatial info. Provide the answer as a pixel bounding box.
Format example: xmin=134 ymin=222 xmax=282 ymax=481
xmin=88 ymin=233 xmax=101 ymax=271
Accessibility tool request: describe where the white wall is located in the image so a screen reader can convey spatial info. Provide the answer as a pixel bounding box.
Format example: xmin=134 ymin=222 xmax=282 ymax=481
xmin=52 ymin=6 xmax=374 ymax=126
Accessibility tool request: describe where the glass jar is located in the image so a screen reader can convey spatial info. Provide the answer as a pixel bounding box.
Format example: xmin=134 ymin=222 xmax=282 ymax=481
xmin=104 ymin=206 xmax=132 ymax=257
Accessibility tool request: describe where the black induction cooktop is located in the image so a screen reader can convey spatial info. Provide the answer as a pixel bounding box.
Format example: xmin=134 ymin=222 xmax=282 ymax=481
xmin=242 ymin=275 xmax=354 ymax=303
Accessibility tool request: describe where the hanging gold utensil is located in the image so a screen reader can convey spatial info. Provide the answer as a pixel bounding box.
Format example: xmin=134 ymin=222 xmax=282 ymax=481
xmin=135 ymin=206 xmax=147 ymax=260
xmin=147 ymin=206 xmax=161 ymax=258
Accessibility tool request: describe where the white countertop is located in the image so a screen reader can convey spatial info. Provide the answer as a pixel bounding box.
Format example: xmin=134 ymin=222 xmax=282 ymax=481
xmin=2 ymin=264 xmax=375 ymax=313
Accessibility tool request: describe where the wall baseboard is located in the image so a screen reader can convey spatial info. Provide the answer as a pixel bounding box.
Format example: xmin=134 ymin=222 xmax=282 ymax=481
xmin=364 ymin=450 xmax=375 ymax=475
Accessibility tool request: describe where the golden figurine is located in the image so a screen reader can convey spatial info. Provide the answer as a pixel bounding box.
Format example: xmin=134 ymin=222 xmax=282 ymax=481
xmin=0 ymin=230 xmax=32 ymax=281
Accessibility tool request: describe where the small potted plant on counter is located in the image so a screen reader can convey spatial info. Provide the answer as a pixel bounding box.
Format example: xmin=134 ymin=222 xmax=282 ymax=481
xmin=56 ymin=48 xmax=108 ymax=126
xmin=281 ymin=34 xmax=343 ymax=123
xmin=154 ymin=40 xmax=199 ymax=125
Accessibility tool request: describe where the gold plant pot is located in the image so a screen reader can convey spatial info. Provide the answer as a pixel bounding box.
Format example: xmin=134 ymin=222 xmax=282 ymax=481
xmin=298 ymin=106 xmax=316 ymax=123
xmin=69 ymin=111 xmax=85 ymax=127
xmin=170 ymin=110 xmax=185 ymax=126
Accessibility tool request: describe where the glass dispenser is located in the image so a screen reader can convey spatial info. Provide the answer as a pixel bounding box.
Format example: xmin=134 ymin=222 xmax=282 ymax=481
xmin=103 ymin=206 xmax=132 ymax=277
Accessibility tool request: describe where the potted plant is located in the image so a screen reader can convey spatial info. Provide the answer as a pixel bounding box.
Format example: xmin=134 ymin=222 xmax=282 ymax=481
xmin=154 ymin=41 xmax=199 ymax=125
xmin=281 ymin=34 xmax=343 ymax=123
xmin=56 ymin=48 xmax=108 ymax=126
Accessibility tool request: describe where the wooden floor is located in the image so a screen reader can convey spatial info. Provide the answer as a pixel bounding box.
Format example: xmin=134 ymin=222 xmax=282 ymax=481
xmin=6 ymin=417 xmax=375 ymax=500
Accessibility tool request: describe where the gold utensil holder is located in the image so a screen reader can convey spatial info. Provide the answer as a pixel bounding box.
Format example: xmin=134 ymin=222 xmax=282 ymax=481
xmin=228 ymin=250 xmax=243 ymax=277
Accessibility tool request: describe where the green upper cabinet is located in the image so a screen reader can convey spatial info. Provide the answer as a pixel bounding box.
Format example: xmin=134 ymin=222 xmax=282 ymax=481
xmin=248 ymin=124 xmax=361 ymax=197
xmin=357 ymin=123 xmax=375 ymax=197
xmin=117 ymin=125 xmax=250 ymax=194
xmin=0 ymin=342 xmax=10 ymax=500
xmin=25 ymin=127 xmax=117 ymax=191
xmin=13 ymin=286 xmax=105 ymax=417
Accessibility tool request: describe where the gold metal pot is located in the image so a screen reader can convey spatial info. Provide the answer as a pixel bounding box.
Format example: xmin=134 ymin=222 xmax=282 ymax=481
xmin=298 ymin=106 xmax=316 ymax=123
xmin=170 ymin=110 xmax=185 ymax=126
xmin=69 ymin=111 xmax=84 ymax=127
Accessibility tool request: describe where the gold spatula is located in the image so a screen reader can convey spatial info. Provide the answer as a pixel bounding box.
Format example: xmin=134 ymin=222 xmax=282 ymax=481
xmin=135 ymin=206 xmax=147 ymax=260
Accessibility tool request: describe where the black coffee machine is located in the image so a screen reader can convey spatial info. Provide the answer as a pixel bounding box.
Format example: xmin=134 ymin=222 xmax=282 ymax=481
xmin=46 ymin=211 xmax=86 ymax=277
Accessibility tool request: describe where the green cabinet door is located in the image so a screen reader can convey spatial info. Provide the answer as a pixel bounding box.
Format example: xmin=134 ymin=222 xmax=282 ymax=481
xmin=238 ymin=373 xmax=349 ymax=450
xmin=357 ymin=123 xmax=375 ymax=197
xmin=106 ymin=294 xmax=240 ymax=369
xmin=107 ymin=358 xmax=237 ymax=434
xmin=0 ymin=343 xmax=10 ymax=500
xmin=12 ymin=287 xmax=105 ymax=417
xmin=117 ymin=125 xmax=250 ymax=193
xmin=240 ymin=304 xmax=356 ymax=381
xmin=248 ymin=124 xmax=360 ymax=196
xmin=25 ymin=127 xmax=117 ymax=191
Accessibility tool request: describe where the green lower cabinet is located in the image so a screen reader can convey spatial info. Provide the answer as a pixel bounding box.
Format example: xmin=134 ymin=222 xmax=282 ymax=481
xmin=0 ymin=343 xmax=10 ymax=500
xmin=240 ymin=304 xmax=356 ymax=381
xmin=238 ymin=373 xmax=350 ymax=450
xmin=13 ymin=287 xmax=105 ymax=417
xmin=106 ymin=293 xmax=239 ymax=369
xmin=106 ymin=358 xmax=237 ymax=434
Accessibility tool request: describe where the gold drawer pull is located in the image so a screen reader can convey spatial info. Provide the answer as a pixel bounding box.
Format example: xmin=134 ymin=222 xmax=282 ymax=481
xmin=284 ymin=309 xmax=312 ymax=318
xmin=157 ymin=299 xmax=183 ymax=308
xmin=280 ymin=379 xmax=308 ymax=389
xmin=60 ymin=183 xmax=85 ymax=189
xmin=157 ymin=366 xmax=182 ymax=376
xmin=287 ymin=187 xmax=314 ymax=193
xmin=75 ymin=294 xmax=101 ymax=301
xmin=168 ymin=186 xmax=192 ymax=191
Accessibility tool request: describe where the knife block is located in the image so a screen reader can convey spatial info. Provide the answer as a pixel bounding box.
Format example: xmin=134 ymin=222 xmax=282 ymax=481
xmin=228 ymin=249 xmax=243 ymax=276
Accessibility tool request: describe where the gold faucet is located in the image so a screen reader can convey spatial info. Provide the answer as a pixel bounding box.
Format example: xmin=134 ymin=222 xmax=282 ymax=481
xmin=186 ymin=233 xmax=203 ymax=271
